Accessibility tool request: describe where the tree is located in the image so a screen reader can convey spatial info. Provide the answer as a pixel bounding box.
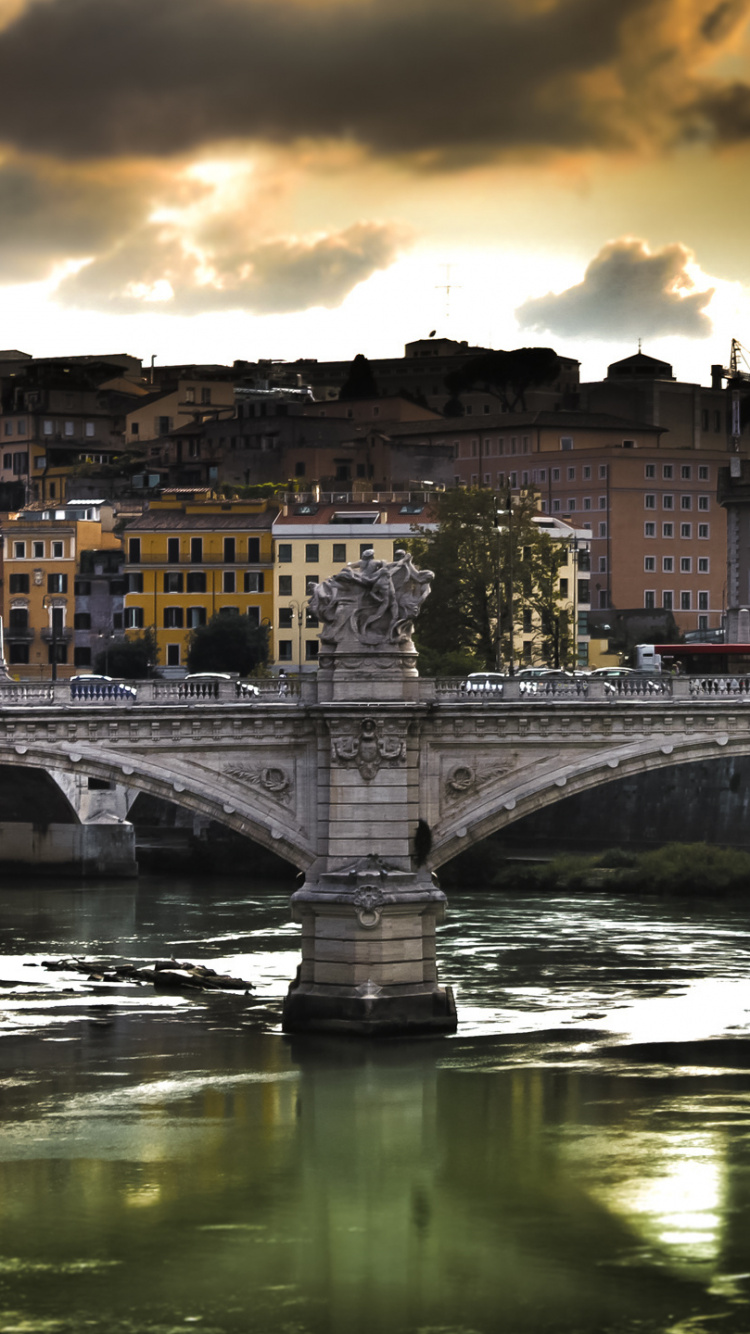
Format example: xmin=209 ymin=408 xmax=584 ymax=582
xmin=94 ymin=628 xmax=158 ymax=679
xmin=443 ymin=347 xmax=561 ymax=413
xmin=186 ymin=612 xmax=269 ymax=675
xmin=407 ymin=488 xmax=573 ymax=674
xmin=338 ymin=353 xmax=379 ymax=400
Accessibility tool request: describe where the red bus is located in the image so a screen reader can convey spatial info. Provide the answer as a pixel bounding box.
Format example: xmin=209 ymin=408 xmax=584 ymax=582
xmin=654 ymin=644 xmax=750 ymax=675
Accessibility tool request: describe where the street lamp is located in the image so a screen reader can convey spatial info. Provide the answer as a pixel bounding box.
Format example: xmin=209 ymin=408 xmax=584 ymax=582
xmin=288 ymin=599 xmax=307 ymax=676
xmin=42 ymin=593 xmax=60 ymax=682
xmin=495 ymin=490 xmax=515 ymax=677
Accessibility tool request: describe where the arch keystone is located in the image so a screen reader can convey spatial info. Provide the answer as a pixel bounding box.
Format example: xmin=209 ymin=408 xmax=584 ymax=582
xmin=14 ymin=745 xmax=27 ymax=755
xmin=661 ymin=745 xmax=674 ymax=755
xmin=717 ymin=735 xmax=729 ymax=747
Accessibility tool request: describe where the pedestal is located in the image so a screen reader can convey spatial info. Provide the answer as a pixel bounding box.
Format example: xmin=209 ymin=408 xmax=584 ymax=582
xmin=282 ymin=860 xmax=457 ymax=1037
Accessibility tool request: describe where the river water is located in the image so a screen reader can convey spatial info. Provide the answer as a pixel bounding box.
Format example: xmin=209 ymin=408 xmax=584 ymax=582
xmin=3 ymin=877 xmax=750 ymax=1334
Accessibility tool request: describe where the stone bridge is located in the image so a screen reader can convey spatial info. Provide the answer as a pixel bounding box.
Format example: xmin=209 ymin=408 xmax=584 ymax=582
xmin=2 ymin=554 xmax=749 ymax=1035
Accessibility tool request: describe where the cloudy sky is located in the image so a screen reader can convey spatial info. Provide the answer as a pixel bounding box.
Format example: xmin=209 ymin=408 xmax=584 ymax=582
xmin=1 ymin=0 xmax=750 ymax=382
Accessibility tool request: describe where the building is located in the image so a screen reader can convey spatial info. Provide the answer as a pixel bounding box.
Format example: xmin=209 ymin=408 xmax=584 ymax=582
xmin=270 ymin=497 xmax=438 ymax=671
xmin=125 ymin=378 xmax=236 ymax=446
xmin=1 ymin=500 xmax=123 ymax=677
xmin=122 ymin=493 xmax=276 ymax=670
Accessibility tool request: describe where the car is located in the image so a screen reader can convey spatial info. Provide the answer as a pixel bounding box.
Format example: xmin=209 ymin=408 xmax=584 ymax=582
xmin=590 ymin=667 xmax=634 ymax=678
xmin=461 ymin=672 xmax=506 ymax=693
xmin=69 ymin=674 xmax=137 ymax=700
xmin=180 ymin=673 xmax=261 ymax=699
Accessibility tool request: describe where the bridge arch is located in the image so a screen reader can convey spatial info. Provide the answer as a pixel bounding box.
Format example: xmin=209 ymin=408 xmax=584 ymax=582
xmin=0 ymin=742 xmax=313 ymax=873
xmin=430 ymin=731 xmax=750 ymax=869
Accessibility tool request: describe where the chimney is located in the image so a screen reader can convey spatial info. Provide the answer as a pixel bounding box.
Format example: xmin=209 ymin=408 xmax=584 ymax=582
xmin=711 ymin=364 xmax=724 ymax=391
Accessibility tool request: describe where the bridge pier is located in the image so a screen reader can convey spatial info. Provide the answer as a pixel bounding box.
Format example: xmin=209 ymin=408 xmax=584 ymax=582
xmin=282 ymin=550 xmax=456 ymax=1037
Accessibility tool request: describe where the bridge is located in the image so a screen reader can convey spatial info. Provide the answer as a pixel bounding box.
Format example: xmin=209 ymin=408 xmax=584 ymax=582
xmin=1 ymin=562 xmax=748 ymax=1034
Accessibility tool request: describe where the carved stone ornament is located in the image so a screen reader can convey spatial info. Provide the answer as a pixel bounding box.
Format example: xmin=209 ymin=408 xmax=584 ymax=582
xmin=309 ymin=549 xmax=433 ymax=653
xmin=225 ymin=764 xmax=292 ymax=803
xmin=353 ymin=885 xmax=386 ymax=929
xmin=331 ymin=718 xmax=406 ymax=781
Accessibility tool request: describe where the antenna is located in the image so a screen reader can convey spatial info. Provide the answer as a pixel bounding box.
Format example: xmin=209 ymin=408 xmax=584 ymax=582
xmin=435 ymin=263 xmax=461 ymax=323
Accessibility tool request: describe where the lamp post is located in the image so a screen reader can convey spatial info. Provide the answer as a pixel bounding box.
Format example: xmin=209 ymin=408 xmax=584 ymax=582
xmin=569 ymin=536 xmax=579 ymax=671
xmin=42 ymin=593 xmax=59 ymax=682
xmin=496 ymin=491 xmax=515 ymax=676
xmin=288 ymin=599 xmax=306 ymax=676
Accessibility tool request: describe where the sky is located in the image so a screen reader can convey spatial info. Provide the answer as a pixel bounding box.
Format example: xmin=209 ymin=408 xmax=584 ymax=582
xmin=1 ymin=0 xmax=750 ymax=385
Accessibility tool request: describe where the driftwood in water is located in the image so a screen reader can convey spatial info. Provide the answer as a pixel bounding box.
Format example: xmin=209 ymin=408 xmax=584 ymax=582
xmin=39 ymin=957 xmax=256 ymax=993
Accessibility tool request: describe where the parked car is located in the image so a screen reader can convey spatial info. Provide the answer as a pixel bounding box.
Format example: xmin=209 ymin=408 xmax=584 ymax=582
xmin=461 ymin=672 xmax=506 ymax=694
xmin=69 ymin=675 xmax=137 ymax=700
xmin=181 ymin=673 xmax=260 ymax=699
xmin=590 ymin=667 xmax=634 ymax=679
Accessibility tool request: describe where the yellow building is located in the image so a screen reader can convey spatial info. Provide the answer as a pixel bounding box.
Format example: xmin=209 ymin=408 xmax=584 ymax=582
xmin=2 ymin=501 xmax=123 ymax=678
xmin=122 ymin=492 xmax=276 ymax=670
xmin=271 ymin=498 xmax=437 ymax=671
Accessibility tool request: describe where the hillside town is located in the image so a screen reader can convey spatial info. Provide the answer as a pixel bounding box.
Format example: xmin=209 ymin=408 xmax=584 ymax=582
xmin=1 ymin=334 xmax=749 ymax=679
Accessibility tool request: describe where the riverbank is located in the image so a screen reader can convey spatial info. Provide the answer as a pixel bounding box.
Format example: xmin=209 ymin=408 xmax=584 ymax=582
xmin=441 ymin=841 xmax=750 ymax=896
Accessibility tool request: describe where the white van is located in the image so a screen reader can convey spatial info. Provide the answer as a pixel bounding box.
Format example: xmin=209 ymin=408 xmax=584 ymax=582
xmin=634 ymin=644 xmax=662 ymax=672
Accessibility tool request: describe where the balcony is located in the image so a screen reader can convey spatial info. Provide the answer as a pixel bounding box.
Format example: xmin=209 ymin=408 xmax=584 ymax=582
xmin=4 ymin=626 xmax=34 ymax=642
xmin=40 ymin=627 xmax=74 ymax=643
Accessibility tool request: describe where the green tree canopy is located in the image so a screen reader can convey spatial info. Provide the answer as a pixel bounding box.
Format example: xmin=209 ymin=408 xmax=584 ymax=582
xmin=94 ymin=628 xmax=158 ymax=679
xmin=338 ymin=353 xmax=379 ymax=400
xmin=407 ymin=488 xmax=573 ymax=675
xmin=444 ymin=347 xmax=561 ymax=413
xmin=186 ymin=612 xmax=269 ymax=675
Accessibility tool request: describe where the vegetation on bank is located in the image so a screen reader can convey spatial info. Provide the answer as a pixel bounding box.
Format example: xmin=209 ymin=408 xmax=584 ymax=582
xmin=441 ymin=842 xmax=750 ymax=896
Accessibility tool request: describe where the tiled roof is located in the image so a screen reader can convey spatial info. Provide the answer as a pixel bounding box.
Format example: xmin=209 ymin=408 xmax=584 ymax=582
xmin=123 ymin=509 xmax=277 ymax=531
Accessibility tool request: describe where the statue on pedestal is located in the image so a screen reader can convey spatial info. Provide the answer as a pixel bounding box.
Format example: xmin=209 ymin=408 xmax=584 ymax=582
xmin=309 ymin=548 xmax=433 ymax=653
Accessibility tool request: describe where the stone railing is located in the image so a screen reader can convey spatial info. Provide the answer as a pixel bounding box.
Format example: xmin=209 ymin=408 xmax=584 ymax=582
xmin=0 ymin=676 xmax=300 ymax=707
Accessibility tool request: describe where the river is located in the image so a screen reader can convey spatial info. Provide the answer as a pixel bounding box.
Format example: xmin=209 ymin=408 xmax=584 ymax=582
xmin=2 ymin=875 xmax=750 ymax=1334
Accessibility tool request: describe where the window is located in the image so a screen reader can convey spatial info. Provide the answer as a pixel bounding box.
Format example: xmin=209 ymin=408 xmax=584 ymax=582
xmin=187 ymin=607 xmax=206 ymax=628
xmin=244 ymin=571 xmax=264 ymax=593
xmin=714 ymin=410 xmax=721 ymax=431
xmin=9 ymin=573 xmax=29 ymax=594
xmin=190 ymin=537 xmax=202 ymax=562
xmin=645 ymin=494 xmax=656 ymax=509
xmin=662 ymin=494 xmax=674 ymax=509
xmin=219 ymin=607 xmax=239 ymax=617
xmin=645 ymin=464 xmax=655 ymax=478
xmin=663 ymin=523 xmax=674 ymax=538
xmin=559 ymin=578 xmax=569 ymax=598
xmin=168 ymin=537 xmax=180 ymax=563
xmin=305 ymin=640 xmax=319 ymax=660
xmin=568 ymin=498 xmax=576 ymax=510
xmin=127 ymin=572 xmax=144 ymax=593
xmin=698 ymin=557 xmax=709 ymax=574
xmin=599 ymin=590 xmax=609 ymax=609
xmin=85 ymin=422 xmax=95 ymax=438
xmin=35 ymin=455 xmax=45 ymax=469
xmin=8 ymin=607 xmax=28 ymax=630
xmin=278 ymin=641 xmax=293 ymax=661
xmin=278 ymin=608 xmax=294 ymax=630
xmin=698 ymin=591 xmax=709 ymax=611
xmin=680 ymin=495 xmax=692 ymax=510
xmin=157 ymin=416 xmax=171 ymax=435
xmin=128 ymin=538 xmax=141 ymax=562
xmin=644 ymin=556 xmax=655 ymax=571
xmin=645 ymin=591 xmax=655 ymax=609
xmin=599 ymin=496 xmax=607 ymax=509
xmin=3 ymin=424 xmax=10 ymax=437
xmin=43 ymin=420 xmax=53 ymax=436
xmin=163 ymin=572 xmax=183 ymax=593
xmin=698 ymin=524 xmax=709 ymax=539
xmin=698 ymin=495 xmax=710 ymax=511
xmin=663 ymin=557 xmax=674 ymax=572
xmin=599 ymin=464 xmax=607 ymax=479
xmin=645 ymin=522 xmax=655 ymax=537
xmin=223 ymin=571 xmax=236 ymax=593
xmin=201 ymin=387 xmax=211 ymax=404
xmin=306 ymin=544 xmax=319 ymax=563
xmin=224 ymin=537 xmax=236 ymax=563
xmin=567 ymin=466 xmax=575 ymax=480
xmin=680 ymin=591 xmax=691 ymax=610
xmin=247 ymin=607 xmax=261 ymax=627
xmin=598 ymin=556 xmax=607 ymax=573
xmin=701 ymin=409 xmax=709 ymax=430
xmin=582 ymin=466 xmax=591 ymax=480
xmin=699 ymin=465 xmax=709 ymax=481
xmin=663 ymin=591 xmax=673 ymax=610
xmin=680 ymin=557 xmax=692 ymax=573
xmin=167 ymin=644 xmax=180 ymax=666
xmin=305 ymin=575 xmax=318 ymax=595
xmin=279 ymin=575 xmax=292 ymax=597
xmin=681 ymin=465 xmax=692 ymax=479
xmin=64 ymin=421 xmax=74 ymax=437
xmin=295 ymin=461 xmax=306 ymax=477
xmin=74 ymin=647 xmax=92 ymax=667
xmin=578 ymin=579 xmax=590 ymax=605
xmin=278 ymin=543 xmax=292 ymax=563
xmin=663 ymin=464 xmax=673 ymax=479
xmin=332 ymin=543 xmax=346 ymax=563
xmin=185 ymin=387 xmax=195 ymax=404
xmin=247 ymin=538 xmax=260 ymax=562
xmin=9 ymin=644 xmax=29 ymax=664
xmin=552 ymin=499 xmax=561 ymax=512
xmin=560 ymin=437 xmax=573 ymax=451
xmin=73 ymin=612 xmax=91 ymax=630
xmin=2 ymin=453 xmax=9 ymax=467
xmin=186 ymin=571 xmax=206 ymax=593
xmin=13 ymin=541 xmax=25 ymax=558
xmin=32 ymin=541 xmax=44 ymax=559
xmin=47 ymin=573 xmax=67 ymax=593
xmin=680 ymin=523 xmax=692 ymax=539
xmin=552 ymin=468 xmax=560 ymax=481
xmin=75 ymin=579 xmax=92 ymax=596
xmin=583 ymin=498 xmax=591 ymax=510
xmin=163 ymin=607 xmax=184 ymax=628
xmin=598 ymin=522 xmax=607 ymax=538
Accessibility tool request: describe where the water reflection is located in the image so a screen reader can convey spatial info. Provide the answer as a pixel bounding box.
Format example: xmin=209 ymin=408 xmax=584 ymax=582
xmin=1 ymin=880 xmax=750 ymax=1331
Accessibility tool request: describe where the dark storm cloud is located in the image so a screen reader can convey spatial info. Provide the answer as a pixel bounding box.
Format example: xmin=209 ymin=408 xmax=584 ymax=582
xmin=0 ymin=0 xmax=747 ymax=164
xmin=55 ymin=219 xmax=407 ymax=314
xmin=515 ymin=238 xmax=715 ymax=340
